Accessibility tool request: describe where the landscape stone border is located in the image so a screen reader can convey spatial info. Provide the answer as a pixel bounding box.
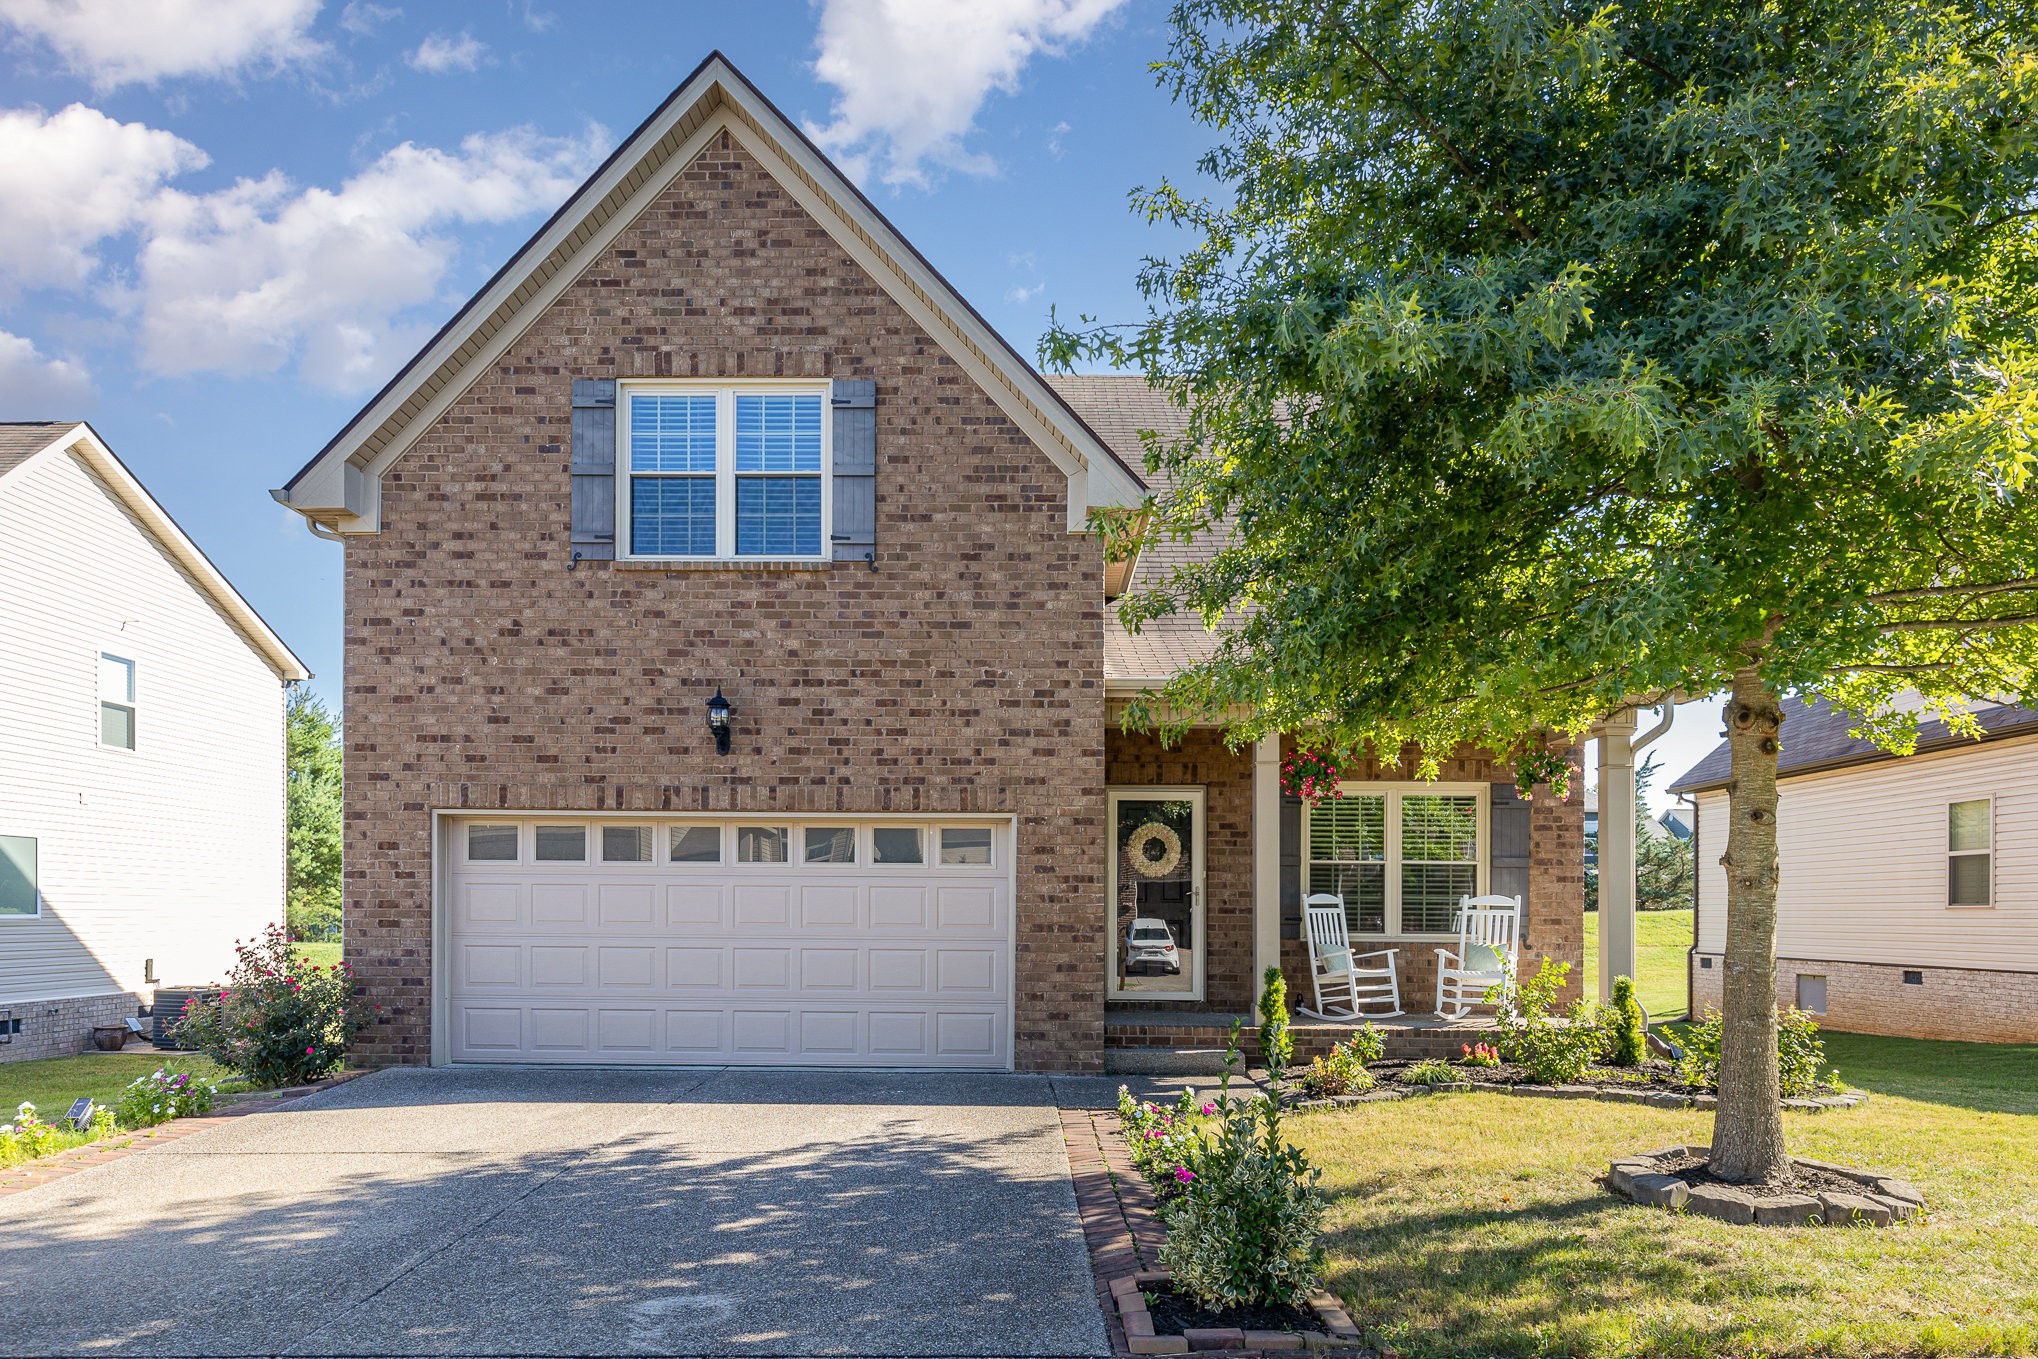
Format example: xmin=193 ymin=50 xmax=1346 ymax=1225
xmin=0 ymin=1068 xmax=373 ymax=1199
xmin=1286 ymin=1077 xmax=1864 ymax=1115
xmin=1110 ymin=1268 xmax=1362 ymax=1355
xmin=1607 ymin=1144 xmax=1926 ymax=1227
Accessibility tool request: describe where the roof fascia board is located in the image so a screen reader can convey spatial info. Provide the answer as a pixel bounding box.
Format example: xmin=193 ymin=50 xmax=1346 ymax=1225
xmin=27 ymin=426 xmax=310 ymax=680
xmin=284 ymin=54 xmax=1144 ymax=535
xmin=1672 ymin=720 xmax=2038 ymax=794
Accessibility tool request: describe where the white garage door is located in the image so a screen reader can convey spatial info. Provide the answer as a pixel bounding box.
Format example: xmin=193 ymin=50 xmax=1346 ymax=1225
xmin=443 ymin=817 xmax=1012 ymax=1068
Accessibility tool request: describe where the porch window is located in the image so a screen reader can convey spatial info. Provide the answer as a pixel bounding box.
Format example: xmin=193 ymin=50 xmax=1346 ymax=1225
xmin=1305 ymin=785 xmax=1486 ymax=936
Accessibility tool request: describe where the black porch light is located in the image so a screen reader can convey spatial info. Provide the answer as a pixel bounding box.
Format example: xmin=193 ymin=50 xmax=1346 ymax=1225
xmin=706 ymin=688 xmax=733 ymax=756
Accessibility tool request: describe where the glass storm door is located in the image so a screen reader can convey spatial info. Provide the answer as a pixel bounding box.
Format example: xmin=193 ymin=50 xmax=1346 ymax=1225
xmin=1108 ymin=789 xmax=1204 ymax=999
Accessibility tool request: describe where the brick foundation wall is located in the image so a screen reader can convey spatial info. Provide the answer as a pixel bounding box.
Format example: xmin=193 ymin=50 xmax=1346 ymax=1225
xmin=1690 ymin=953 xmax=2038 ymax=1044
xmin=0 ymin=992 xmax=146 ymax=1064
xmin=342 ymin=129 xmax=1107 ymax=1072
xmin=1104 ymin=1018 xmax=1510 ymax=1063
xmin=1103 ymin=728 xmax=1254 ymax=1014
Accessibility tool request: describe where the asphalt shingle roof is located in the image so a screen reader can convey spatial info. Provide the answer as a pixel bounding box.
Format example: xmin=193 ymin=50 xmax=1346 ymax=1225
xmin=1668 ymin=694 xmax=2038 ymax=792
xmin=0 ymin=422 xmax=78 ymax=479
xmin=1044 ymin=376 xmax=1238 ymax=681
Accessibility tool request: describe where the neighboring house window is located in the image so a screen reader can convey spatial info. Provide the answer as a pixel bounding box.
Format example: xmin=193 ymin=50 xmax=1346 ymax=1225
xmin=98 ymin=653 xmax=136 ymax=749
xmin=1306 ymin=786 xmax=1486 ymax=935
xmin=621 ymin=386 xmax=828 ymax=560
xmin=1949 ymin=798 xmax=1991 ymax=906
xmin=0 ymin=834 xmax=36 ymax=917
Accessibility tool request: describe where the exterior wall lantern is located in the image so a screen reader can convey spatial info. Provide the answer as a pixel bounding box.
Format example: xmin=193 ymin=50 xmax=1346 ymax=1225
xmin=706 ymin=688 xmax=733 ymax=756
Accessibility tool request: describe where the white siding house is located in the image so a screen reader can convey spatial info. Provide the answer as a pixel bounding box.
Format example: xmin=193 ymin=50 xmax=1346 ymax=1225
xmin=0 ymin=423 xmax=308 ymax=1061
xmin=1674 ymin=696 xmax=2038 ymax=1043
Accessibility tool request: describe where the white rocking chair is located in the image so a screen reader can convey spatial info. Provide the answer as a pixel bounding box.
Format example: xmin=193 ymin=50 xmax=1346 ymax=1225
xmin=1434 ymin=894 xmax=1521 ymax=1018
xmin=1298 ymin=893 xmax=1402 ymax=1020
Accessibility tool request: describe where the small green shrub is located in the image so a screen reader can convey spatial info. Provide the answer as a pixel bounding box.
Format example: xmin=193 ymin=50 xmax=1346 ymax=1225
xmin=1491 ymin=959 xmax=1605 ymax=1084
xmin=1677 ymin=1006 xmax=1828 ymax=1096
xmin=1159 ymin=1032 xmax=1326 ymax=1308
xmin=1403 ymin=1058 xmax=1461 ymax=1085
xmin=176 ymin=923 xmax=369 ymax=1087
xmin=1605 ymin=975 xmax=1647 ymax=1067
xmin=116 ymin=1069 xmax=218 ymax=1128
xmin=1258 ymin=965 xmax=1294 ymax=1074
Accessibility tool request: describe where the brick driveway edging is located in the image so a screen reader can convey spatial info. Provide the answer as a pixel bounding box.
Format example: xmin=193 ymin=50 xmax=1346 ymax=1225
xmin=0 ymin=1068 xmax=373 ymax=1198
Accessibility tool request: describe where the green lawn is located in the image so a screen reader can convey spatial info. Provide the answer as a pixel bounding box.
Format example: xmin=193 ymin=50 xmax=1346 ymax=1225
xmin=1582 ymin=907 xmax=1692 ymax=1020
xmin=291 ymin=940 xmax=343 ymax=968
xmin=0 ymin=1053 xmax=227 ymax=1118
xmin=1292 ymin=1031 xmax=2038 ymax=1358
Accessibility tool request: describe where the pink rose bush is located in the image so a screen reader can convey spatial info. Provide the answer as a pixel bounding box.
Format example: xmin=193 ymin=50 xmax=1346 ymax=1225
xmin=175 ymin=924 xmax=367 ymax=1087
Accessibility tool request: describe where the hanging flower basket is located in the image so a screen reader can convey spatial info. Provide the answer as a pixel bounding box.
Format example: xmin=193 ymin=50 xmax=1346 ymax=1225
xmin=1513 ymin=746 xmax=1572 ymax=802
xmin=1125 ymin=822 xmax=1185 ymax=878
xmin=1282 ymin=747 xmax=1345 ymax=805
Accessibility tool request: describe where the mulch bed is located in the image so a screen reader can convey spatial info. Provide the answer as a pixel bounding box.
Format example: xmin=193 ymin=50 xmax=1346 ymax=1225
xmin=1144 ymin=1280 xmax=1319 ymax=1337
xmin=1283 ymin=1058 xmax=1860 ymax=1113
xmin=1656 ymin=1150 xmax=1866 ymax=1197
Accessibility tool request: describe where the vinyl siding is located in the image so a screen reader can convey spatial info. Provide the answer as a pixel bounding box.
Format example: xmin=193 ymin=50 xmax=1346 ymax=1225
xmin=1693 ymin=733 xmax=2038 ymax=971
xmin=0 ymin=448 xmax=286 ymax=1003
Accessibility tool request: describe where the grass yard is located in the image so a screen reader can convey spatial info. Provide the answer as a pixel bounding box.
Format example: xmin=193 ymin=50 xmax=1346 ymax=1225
xmin=1582 ymin=907 xmax=1692 ymax=1020
xmin=291 ymin=940 xmax=343 ymax=968
xmin=0 ymin=1053 xmax=226 ymax=1118
xmin=1291 ymin=1031 xmax=2038 ymax=1357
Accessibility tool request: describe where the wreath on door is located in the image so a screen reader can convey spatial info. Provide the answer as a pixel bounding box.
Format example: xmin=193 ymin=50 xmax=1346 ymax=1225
xmin=1125 ymin=822 xmax=1184 ymax=878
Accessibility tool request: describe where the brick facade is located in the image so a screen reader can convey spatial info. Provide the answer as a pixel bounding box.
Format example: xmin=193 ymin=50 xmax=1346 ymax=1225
xmin=0 ymin=991 xmax=144 ymax=1064
xmin=1689 ymin=953 xmax=2038 ymax=1043
xmin=341 ymin=129 xmax=1108 ymax=1072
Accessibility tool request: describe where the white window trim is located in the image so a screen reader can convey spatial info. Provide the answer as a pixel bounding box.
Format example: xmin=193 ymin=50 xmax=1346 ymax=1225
xmin=1948 ymin=796 xmax=1993 ymax=908
xmin=1106 ymin=786 xmax=1207 ymax=1002
xmin=97 ymin=650 xmax=137 ymax=752
xmin=0 ymin=832 xmax=39 ymax=920
xmin=615 ymin=379 xmax=833 ymax=562
xmin=1303 ymin=782 xmax=1490 ymax=939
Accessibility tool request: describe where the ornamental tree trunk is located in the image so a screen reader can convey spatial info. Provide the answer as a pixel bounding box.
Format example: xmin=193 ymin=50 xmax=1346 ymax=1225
xmin=1709 ymin=666 xmax=1790 ymax=1183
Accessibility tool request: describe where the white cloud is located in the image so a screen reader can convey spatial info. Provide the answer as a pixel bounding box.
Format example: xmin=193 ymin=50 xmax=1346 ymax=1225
xmin=407 ymin=30 xmax=486 ymax=74
xmin=129 ymin=125 xmax=607 ymax=391
xmin=0 ymin=0 xmax=325 ymax=89
xmin=338 ymin=1 xmax=399 ymax=37
xmin=0 ymin=103 xmax=207 ymax=298
xmin=0 ymin=328 xmax=93 ymax=416
xmin=808 ymin=0 xmax=1127 ymax=188
xmin=1047 ymin=119 xmax=1071 ymax=156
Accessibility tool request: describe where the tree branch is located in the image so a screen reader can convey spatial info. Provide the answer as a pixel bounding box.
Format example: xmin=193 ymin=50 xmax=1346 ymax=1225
xmin=1878 ymin=613 xmax=2038 ymax=634
xmin=1868 ymin=577 xmax=2038 ymax=603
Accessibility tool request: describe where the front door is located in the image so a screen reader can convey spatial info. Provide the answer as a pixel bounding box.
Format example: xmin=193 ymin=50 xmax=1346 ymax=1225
xmin=1107 ymin=788 xmax=1204 ymax=1000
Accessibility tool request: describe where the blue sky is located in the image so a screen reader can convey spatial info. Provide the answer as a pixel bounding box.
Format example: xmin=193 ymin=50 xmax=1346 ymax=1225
xmin=0 ymin=0 xmax=1729 ymax=796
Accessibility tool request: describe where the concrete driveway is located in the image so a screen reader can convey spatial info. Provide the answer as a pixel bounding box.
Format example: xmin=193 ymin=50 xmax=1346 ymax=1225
xmin=0 ymin=1068 xmax=1111 ymax=1357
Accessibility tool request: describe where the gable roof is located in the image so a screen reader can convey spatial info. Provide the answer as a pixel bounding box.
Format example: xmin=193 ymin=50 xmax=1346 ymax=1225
xmin=277 ymin=52 xmax=1145 ymax=535
xmin=1669 ymin=694 xmax=2038 ymax=793
xmin=0 ymin=422 xmax=309 ymax=681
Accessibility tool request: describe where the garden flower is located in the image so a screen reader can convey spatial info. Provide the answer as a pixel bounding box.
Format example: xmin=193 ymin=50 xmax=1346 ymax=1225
xmin=1199 ymin=1103 xmax=1215 ymax=1116
xmin=1174 ymin=1167 xmax=1195 ymax=1184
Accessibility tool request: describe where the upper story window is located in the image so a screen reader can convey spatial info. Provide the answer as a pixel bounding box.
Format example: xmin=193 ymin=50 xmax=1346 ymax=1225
xmin=621 ymin=385 xmax=828 ymax=560
xmin=1949 ymin=798 xmax=1991 ymax=906
xmin=98 ymin=652 xmax=136 ymax=749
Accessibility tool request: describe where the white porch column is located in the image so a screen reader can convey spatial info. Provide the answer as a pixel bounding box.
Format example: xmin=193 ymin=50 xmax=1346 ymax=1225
xmin=1253 ymin=735 xmax=1283 ymax=1005
xmin=1595 ymin=708 xmax=1639 ymax=1003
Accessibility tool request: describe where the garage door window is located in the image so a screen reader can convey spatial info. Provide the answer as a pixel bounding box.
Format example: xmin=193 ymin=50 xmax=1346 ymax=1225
xmin=466 ymin=824 xmax=519 ymax=861
xmin=535 ymin=826 xmax=587 ymax=861
xmin=805 ymin=827 xmax=857 ymax=864
xmin=669 ymin=825 xmax=722 ymax=863
xmin=738 ymin=826 xmax=789 ymax=863
xmin=940 ymin=828 xmax=993 ymax=865
xmin=602 ymin=826 xmax=653 ymax=862
xmin=873 ymin=827 xmax=922 ymax=864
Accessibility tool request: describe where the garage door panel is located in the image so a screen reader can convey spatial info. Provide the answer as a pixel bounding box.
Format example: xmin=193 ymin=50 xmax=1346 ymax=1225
xmin=447 ymin=818 xmax=1010 ymax=1068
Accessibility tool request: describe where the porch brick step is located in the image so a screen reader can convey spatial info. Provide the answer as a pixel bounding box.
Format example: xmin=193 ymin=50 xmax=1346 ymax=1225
xmin=1105 ymin=1013 xmax=1507 ymax=1063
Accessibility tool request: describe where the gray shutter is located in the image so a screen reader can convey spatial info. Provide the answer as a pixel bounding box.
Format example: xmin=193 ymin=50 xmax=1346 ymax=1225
xmin=831 ymin=378 xmax=876 ymax=566
xmin=1489 ymin=782 xmax=1532 ymax=907
xmin=1279 ymin=791 xmax=1303 ymax=940
xmin=570 ymin=379 xmax=617 ymax=562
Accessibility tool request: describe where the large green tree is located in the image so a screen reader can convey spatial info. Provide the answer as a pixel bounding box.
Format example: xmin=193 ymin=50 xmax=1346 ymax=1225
xmin=286 ymin=689 xmax=342 ymax=943
xmin=1051 ymin=0 xmax=2038 ymax=1182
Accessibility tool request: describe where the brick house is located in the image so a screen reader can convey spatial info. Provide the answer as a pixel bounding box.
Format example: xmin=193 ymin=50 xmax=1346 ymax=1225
xmin=1674 ymin=695 xmax=2038 ymax=1044
xmin=275 ymin=55 xmax=1583 ymax=1073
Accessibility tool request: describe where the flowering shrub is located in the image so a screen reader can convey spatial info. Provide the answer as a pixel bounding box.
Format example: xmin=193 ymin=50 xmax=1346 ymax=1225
xmin=1460 ymin=1042 xmax=1501 ymax=1068
xmin=1300 ymin=1025 xmax=1383 ymax=1096
xmin=175 ymin=924 xmax=369 ymax=1086
xmin=1490 ymin=958 xmax=1604 ymax=1085
xmin=116 ymin=1069 xmax=218 ymax=1127
xmin=1281 ymin=748 xmax=1344 ymax=805
xmin=1159 ymin=1035 xmax=1326 ymax=1309
xmin=1117 ymin=1085 xmax=1212 ymax=1198
xmin=1677 ymin=1006 xmax=1829 ymax=1096
xmin=0 ymin=1103 xmax=62 ymax=1161
xmin=1511 ymin=746 xmax=1573 ymax=802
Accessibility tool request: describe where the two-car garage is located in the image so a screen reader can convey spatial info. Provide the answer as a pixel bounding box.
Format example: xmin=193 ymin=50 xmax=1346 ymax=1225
xmin=440 ymin=816 xmax=1014 ymax=1069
